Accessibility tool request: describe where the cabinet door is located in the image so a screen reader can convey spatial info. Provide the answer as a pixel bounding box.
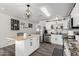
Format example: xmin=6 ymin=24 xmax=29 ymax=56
xmin=32 ymin=38 xmax=37 ymax=51
xmin=51 ymin=35 xmax=63 ymax=45
xmin=24 ymin=36 xmax=40 ymax=56
xmin=29 ymin=39 xmax=34 ymax=54
xmin=51 ymin=35 xmax=57 ymax=44
xmin=25 ymin=39 xmax=32 ymax=56
xmin=56 ymin=35 xmax=63 ymax=45
xmin=16 ymin=41 xmax=25 ymax=56
xmin=32 ymin=36 xmax=40 ymax=52
xmin=35 ymin=37 xmax=39 ymax=49
xmin=36 ymin=36 xmax=40 ymax=48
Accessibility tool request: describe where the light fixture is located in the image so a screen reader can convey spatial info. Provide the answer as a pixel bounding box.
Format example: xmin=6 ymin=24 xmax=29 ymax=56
xmin=40 ymin=7 xmax=50 ymax=17
xmin=56 ymin=17 xmax=58 ymax=20
xmin=26 ymin=4 xmax=31 ymax=18
xmin=1 ymin=8 xmax=5 ymax=10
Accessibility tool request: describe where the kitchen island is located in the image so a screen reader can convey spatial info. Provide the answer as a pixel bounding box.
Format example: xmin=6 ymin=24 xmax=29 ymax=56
xmin=15 ymin=34 xmax=40 ymax=56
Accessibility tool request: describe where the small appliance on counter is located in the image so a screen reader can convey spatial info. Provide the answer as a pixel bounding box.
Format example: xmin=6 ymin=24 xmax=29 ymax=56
xmin=68 ymin=30 xmax=75 ymax=39
xmin=17 ymin=32 xmax=27 ymax=38
xmin=75 ymin=35 xmax=79 ymax=42
xmin=17 ymin=32 xmax=24 ymax=36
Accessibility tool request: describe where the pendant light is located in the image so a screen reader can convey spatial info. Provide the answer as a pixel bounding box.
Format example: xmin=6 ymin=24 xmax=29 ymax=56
xmin=26 ymin=4 xmax=31 ymax=18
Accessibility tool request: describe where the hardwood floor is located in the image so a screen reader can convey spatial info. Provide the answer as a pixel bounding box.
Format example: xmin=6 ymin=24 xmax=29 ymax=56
xmin=0 ymin=44 xmax=15 ymax=56
xmin=0 ymin=43 xmax=63 ymax=56
xmin=30 ymin=43 xmax=63 ymax=56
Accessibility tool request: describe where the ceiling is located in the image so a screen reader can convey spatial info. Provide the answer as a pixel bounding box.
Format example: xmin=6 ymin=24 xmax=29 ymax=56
xmin=0 ymin=3 xmax=75 ymax=23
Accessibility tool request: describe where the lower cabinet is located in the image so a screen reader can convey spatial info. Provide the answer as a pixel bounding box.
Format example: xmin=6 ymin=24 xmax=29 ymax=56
xmin=51 ymin=35 xmax=63 ymax=45
xmin=25 ymin=39 xmax=32 ymax=56
xmin=16 ymin=36 xmax=40 ymax=56
xmin=32 ymin=37 xmax=39 ymax=51
xmin=15 ymin=40 xmax=26 ymax=56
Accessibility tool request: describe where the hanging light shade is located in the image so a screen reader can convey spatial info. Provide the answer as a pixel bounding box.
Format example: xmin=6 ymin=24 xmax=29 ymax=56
xmin=26 ymin=4 xmax=31 ymax=18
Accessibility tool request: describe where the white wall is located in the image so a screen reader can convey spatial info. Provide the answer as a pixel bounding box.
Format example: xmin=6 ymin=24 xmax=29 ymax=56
xmin=71 ymin=3 xmax=79 ymax=26
xmin=0 ymin=12 xmax=37 ymax=48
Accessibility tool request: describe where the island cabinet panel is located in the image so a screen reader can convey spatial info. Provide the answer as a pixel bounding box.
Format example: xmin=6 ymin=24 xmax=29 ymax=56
xmin=15 ymin=35 xmax=40 ymax=56
xmin=25 ymin=39 xmax=32 ymax=56
xmin=15 ymin=40 xmax=25 ymax=56
xmin=51 ymin=35 xmax=63 ymax=45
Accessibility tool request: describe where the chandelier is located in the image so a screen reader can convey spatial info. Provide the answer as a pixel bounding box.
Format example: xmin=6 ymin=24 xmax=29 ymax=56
xmin=26 ymin=4 xmax=31 ymax=18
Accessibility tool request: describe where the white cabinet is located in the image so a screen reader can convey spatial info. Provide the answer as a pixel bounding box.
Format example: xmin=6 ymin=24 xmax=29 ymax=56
xmin=16 ymin=35 xmax=40 ymax=56
xmin=25 ymin=39 xmax=32 ymax=56
xmin=15 ymin=40 xmax=25 ymax=56
xmin=32 ymin=37 xmax=39 ymax=51
xmin=45 ymin=22 xmax=56 ymax=30
xmin=51 ymin=35 xmax=63 ymax=45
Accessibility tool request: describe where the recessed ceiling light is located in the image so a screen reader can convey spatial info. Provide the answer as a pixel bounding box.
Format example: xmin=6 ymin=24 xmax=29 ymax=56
xmin=56 ymin=17 xmax=58 ymax=20
xmin=40 ymin=7 xmax=50 ymax=17
xmin=1 ymin=8 xmax=5 ymax=10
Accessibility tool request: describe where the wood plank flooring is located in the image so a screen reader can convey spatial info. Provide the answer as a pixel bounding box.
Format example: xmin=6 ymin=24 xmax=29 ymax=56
xmin=30 ymin=43 xmax=63 ymax=56
xmin=0 ymin=43 xmax=63 ymax=56
xmin=0 ymin=44 xmax=15 ymax=56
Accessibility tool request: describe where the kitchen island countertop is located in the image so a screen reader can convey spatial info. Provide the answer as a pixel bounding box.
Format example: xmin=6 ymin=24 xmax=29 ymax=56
xmin=16 ymin=34 xmax=39 ymax=41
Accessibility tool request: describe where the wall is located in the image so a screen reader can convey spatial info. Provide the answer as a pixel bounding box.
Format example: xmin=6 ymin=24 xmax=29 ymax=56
xmin=70 ymin=3 xmax=79 ymax=32
xmin=71 ymin=3 xmax=79 ymax=26
xmin=0 ymin=12 xmax=36 ymax=48
xmin=37 ymin=17 xmax=70 ymax=33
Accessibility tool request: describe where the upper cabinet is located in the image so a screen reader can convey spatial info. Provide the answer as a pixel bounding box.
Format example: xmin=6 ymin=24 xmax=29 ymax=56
xmin=71 ymin=4 xmax=79 ymax=26
xmin=45 ymin=21 xmax=56 ymax=30
xmin=45 ymin=19 xmax=70 ymax=31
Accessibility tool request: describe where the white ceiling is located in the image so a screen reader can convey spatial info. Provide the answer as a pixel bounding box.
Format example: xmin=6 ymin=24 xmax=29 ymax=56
xmin=0 ymin=3 xmax=75 ymax=23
